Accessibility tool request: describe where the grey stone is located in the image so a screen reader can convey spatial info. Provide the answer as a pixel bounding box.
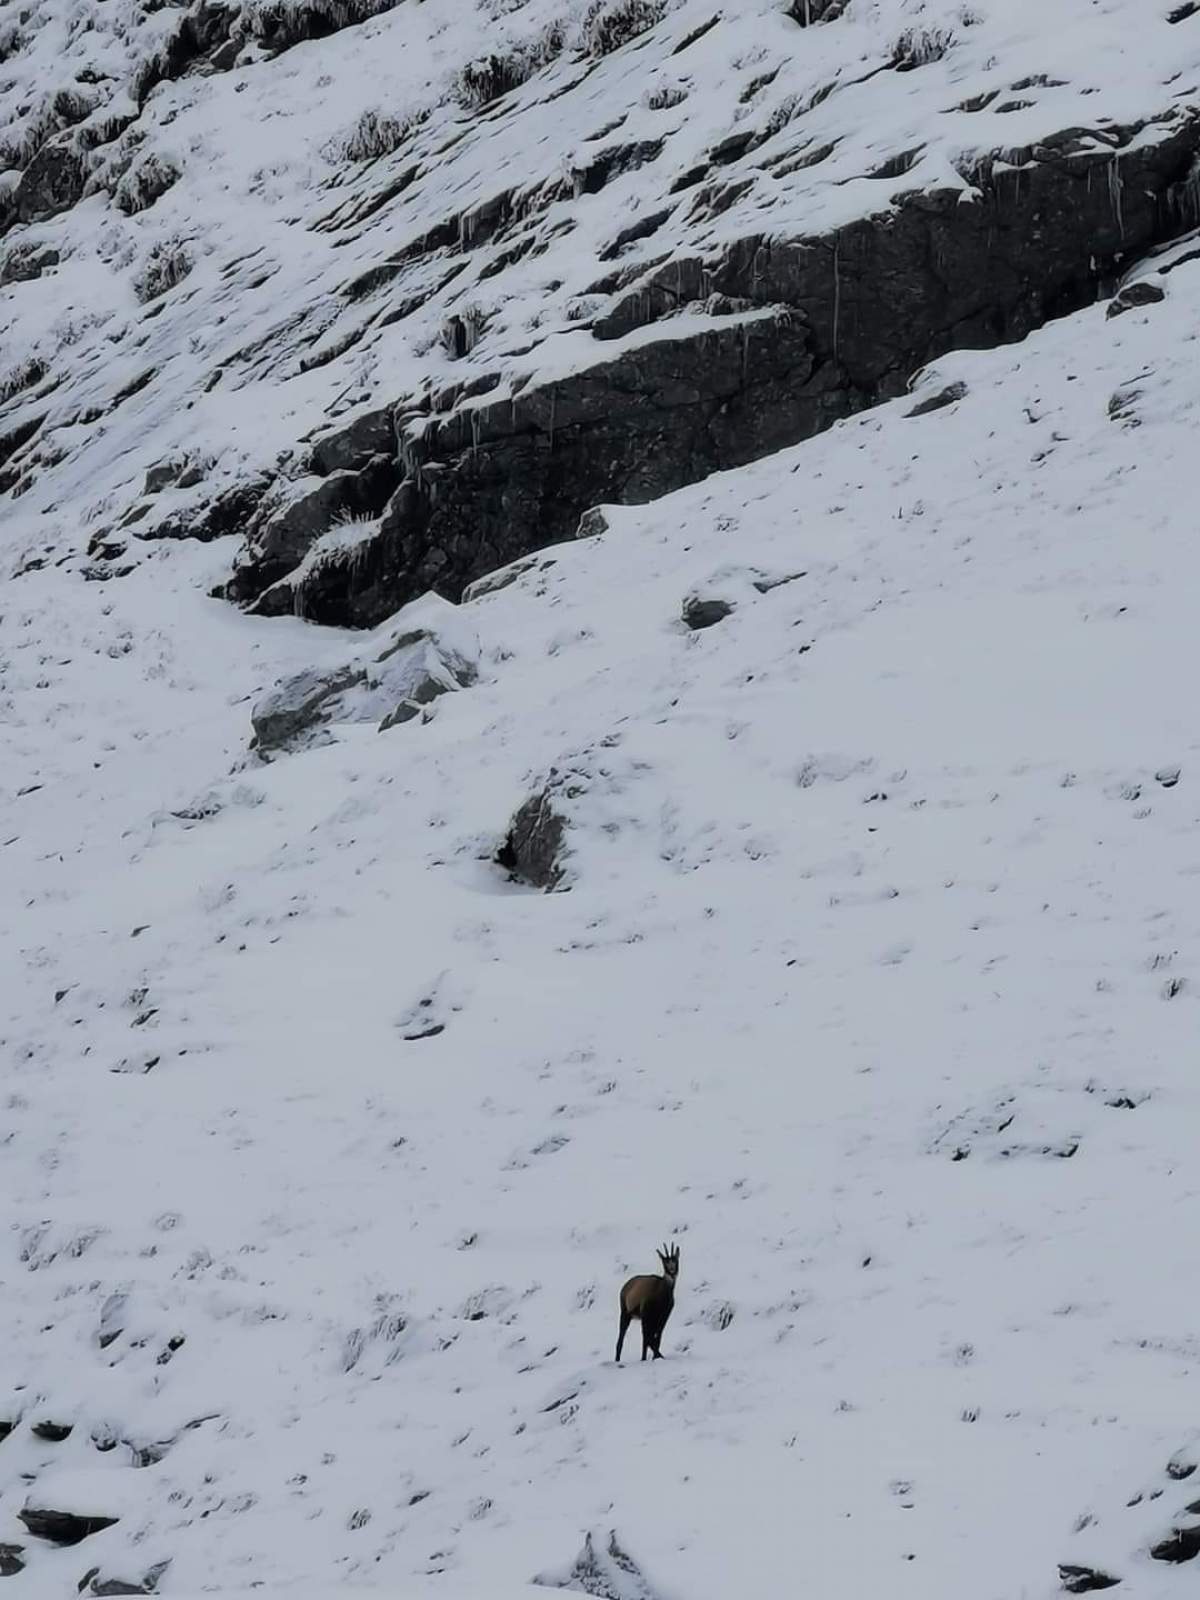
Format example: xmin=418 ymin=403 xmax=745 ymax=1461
xmin=0 ymin=1546 xmax=24 ymax=1578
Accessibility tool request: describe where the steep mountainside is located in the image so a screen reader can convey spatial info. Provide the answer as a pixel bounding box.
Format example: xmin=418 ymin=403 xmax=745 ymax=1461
xmin=6 ymin=2 xmax=1200 ymax=1599
xmin=4 ymin=0 xmax=1200 ymax=620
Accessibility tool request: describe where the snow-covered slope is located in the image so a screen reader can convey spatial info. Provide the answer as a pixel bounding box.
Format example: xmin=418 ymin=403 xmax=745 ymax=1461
xmin=6 ymin=187 xmax=1200 ymax=1600
xmin=8 ymin=0 xmax=1200 ymax=1596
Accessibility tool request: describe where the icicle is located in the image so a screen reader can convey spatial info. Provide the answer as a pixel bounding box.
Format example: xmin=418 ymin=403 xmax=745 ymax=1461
xmin=1108 ymin=155 xmax=1124 ymax=241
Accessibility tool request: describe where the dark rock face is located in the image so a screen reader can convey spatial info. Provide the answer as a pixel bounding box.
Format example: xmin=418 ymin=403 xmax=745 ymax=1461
xmin=15 ymin=138 xmax=88 ymax=223
xmin=19 ymin=1508 xmax=119 ymax=1546
xmin=0 ymin=243 xmax=61 ymax=286
xmin=139 ymin=477 xmax=270 ymax=544
xmin=498 ymin=786 xmax=572 ymax=890
xmin=0 ymin=1545 xmax=24 ymax=1578
xmin=224 ymin=453 xmax=400 ymax=611
xmin=238 ymin=308 xmax=819 ymax=626
xmin=222 ymin=110 xmax=1200 ymax=628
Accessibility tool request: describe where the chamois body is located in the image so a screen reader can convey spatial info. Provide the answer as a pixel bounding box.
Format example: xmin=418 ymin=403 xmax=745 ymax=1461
xmin=616 ymin=1244 xmax=679 ymax=1362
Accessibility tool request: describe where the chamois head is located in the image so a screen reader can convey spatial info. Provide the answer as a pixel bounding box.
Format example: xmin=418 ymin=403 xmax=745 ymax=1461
xmin=657 ymin=1243 xmax=680 ymax=1281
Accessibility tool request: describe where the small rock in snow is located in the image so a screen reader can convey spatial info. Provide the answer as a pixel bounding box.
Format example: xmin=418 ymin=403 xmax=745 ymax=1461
xmin=681 ymin=594 xmax=734 ymax=630
xmin=1058 ymin=1564 xmax=1121 ymax=1592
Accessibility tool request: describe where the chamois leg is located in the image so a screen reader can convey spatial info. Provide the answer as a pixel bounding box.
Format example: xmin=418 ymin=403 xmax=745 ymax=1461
xmin=616 ymin=1307 xmax=631 ymax=1363
xmin=645 ymin=1309 xmax=668 ymax=1360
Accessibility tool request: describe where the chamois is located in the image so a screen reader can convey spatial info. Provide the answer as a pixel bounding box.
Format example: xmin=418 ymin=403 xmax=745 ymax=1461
xmin=615 ymin=1243 xmax=679 ymax=1362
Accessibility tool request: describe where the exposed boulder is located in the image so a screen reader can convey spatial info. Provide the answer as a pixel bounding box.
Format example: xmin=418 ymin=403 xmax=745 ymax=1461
xmin=907 ymin=379 xmax=969 ymax=417
xmin=251 ymin=596 xmax=479 ymax=755
xmin=1150 ymin=1527 xmax=1200 ymax=1563
xmin=19 ymin=1505 xmax=118 ymax=1547
xmin=1058 ymin=1567 xmax=1121 ymax=1594
xmin=85 ymin=1558 xmax=170 ymax=1595
xmin=462 ymin=552 xmax=544 ymax=604
xmin=0 ymin=1546 xmax=24 ymax=1577
xmin=375 ymin=625 xmax=478 ymax=730
xmin=251 ymin=663 xmax=366 ymax=756
xmin=682 ymin=593 xmax=734 ymax=630
xmin=1107 ymin=279 xmax=1167 ymax=318
xmin=575 ymin=507 xmax=611 ymax=541
xmin=497 ymin=776 xmax=582 ymax=890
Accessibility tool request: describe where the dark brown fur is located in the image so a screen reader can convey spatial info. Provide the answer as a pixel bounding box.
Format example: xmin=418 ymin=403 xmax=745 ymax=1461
xmin=616 ymin=1243 xmax=679 ymax=1362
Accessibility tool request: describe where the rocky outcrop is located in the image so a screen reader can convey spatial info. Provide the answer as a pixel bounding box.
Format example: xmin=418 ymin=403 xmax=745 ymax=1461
xmin=223 ymin=109 xmax=1200 ymax=628
xmin=250 ymin=598 xmax=479 ymax=755
xmin=15 ymin=136 xmax=88 ymax=223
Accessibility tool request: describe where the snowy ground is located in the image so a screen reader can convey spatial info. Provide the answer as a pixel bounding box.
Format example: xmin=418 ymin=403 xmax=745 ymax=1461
xmin=5 ymin=203 xmax=1200 ymax=1600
